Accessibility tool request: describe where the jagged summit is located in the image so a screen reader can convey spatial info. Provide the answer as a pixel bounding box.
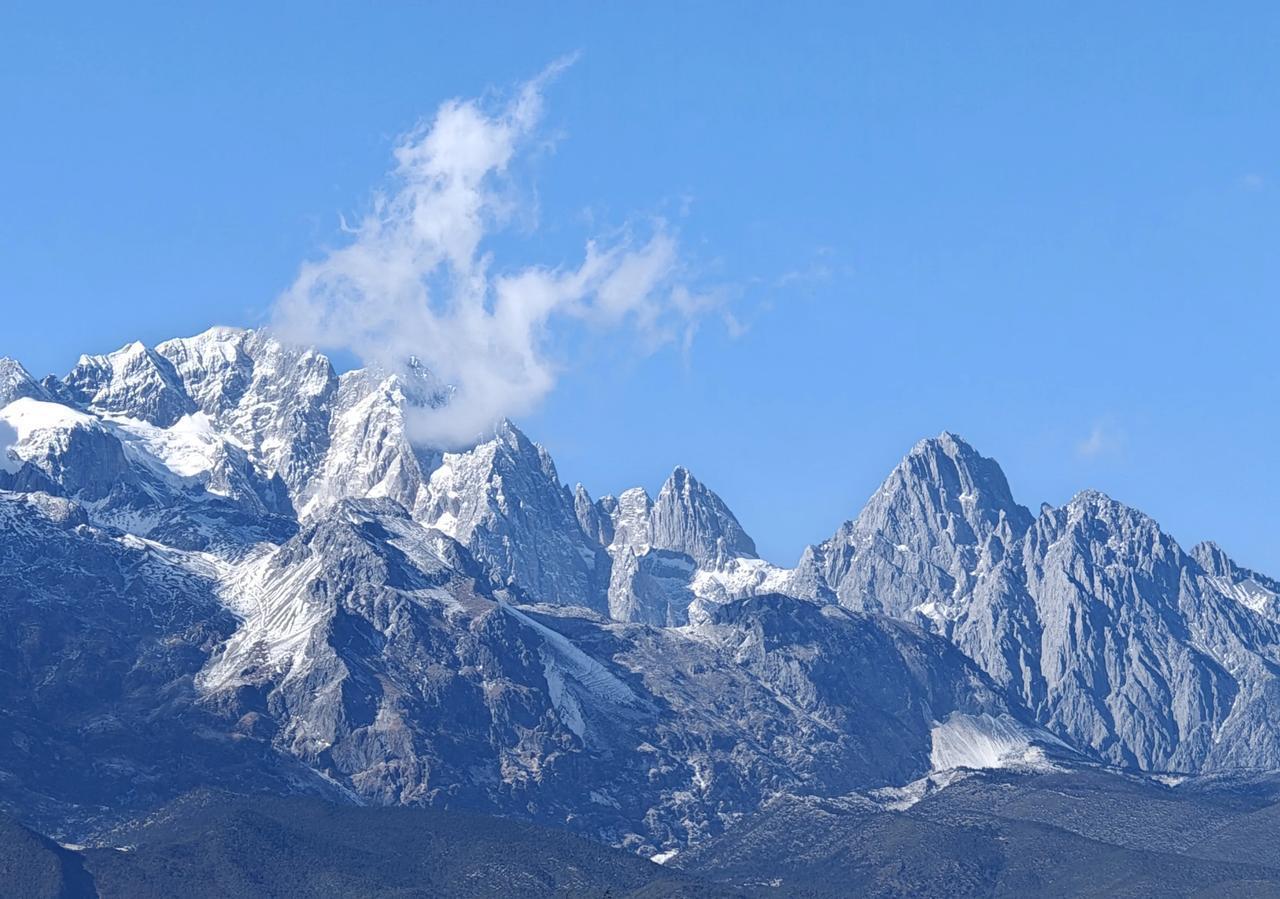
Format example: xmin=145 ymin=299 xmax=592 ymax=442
xmin=64 ymin=339 xmax=197 ymax=427
xmin=1190 ymin=539 xmax=1280 ymax=620
xmin=651 ymin=465 xmax=757 ymax=567
xmin=912 ymin=429 xmax=975 ymax=454
xmin=890 ymin=431 xmax=1031 ymax=526
xmin=0 ymin=357 xmax=49 ymax=407
xmin=784 ymin=431 xmax=1032 ymax=615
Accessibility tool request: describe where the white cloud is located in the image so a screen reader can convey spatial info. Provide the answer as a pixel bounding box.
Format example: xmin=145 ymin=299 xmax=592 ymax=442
xmin=272 ymin=58 xmax=727 ymax=449
xmin=1076 ymin=422 xmax=1119 ymax=459
xmin=1241 ymin=173 xmax=1266 ymax=192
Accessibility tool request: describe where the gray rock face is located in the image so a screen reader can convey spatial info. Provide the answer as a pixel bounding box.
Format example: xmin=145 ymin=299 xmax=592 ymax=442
xmin=689 ymin=594 xmax=1059 ymax=784
xmin=0 ymin=358 xmax=49 ymax=406
xmin=573 ymin=483 xmax=612 ymax=547
xmin=1192 ymin=540 xmax=1280 ymax=621
xmin=0 ymin=394 xmax=294 ymax=551
xmin=413 ymin=422 xmax=611 ymax=613
xmin=156 ymin=328 xmax=339 ymax=496
xmin=785 ymin=433 xmax=1033 ymax=616
xmin=67 ymin=493 xmax=1029 ymax=851
xmin=1006 ymin=492 xmax=1280 ymax=772
xmin=792 ymin=433 xmax=1280 ymax=774
xmin=63 ymin=341 xmax=197 ymax=427
xmin=0 ymin=454 xmax=1048 ymax=853
xmin=599 ymin=469 xmax=775 ymax=624
xmin=0 ymin=406 xmax=136 ymax=502
xmin=296 ymin=366 xmax=436 ymax=517
xmin=649 ymin=467 xmax=757 ymax=567
xmin=0 ymin=490 xmax=336 ymax=836
xmin=606 ymin=548 xmax=697 ymax=626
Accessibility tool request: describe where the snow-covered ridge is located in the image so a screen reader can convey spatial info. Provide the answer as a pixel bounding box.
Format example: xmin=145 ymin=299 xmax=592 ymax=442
xmin=8 ymin=325 xmax=1280 ymax=816
xmin=1 ymin=396 xmax=96 ymax=439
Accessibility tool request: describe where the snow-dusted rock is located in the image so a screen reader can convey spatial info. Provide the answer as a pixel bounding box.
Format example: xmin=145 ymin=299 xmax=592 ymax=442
xmin=599 ymin=467 xmax=787 ymax=624
xmin=156 ymin=328 xmax=339 ymax=495
xmin=0 ymin=357 xmax=50 ymax=407
xmin=63 ymin=340 xmax=196 ymax=427
xmin=416 ymin=421 xmax=611 ymax=612
xmin=783 ymin=432 xmax=1033 ymax=617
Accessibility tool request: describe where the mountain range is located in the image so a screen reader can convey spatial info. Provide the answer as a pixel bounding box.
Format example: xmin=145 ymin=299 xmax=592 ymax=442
xmin=3 ymin=327 xmax=1280 ymax=895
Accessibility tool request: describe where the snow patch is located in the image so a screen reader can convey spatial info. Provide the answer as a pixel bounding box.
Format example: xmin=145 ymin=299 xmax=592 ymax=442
xmin=689 ymin=556 xmax=792 ymax=603
xmin=929 ymin=713 xmax=1045 ymax=772
xmin=107 ymin=411 xmax=225 ymax=479
xmin=0 ymin=398 xmax=102 ymax=471
xmin=541 ymin=651 xmax=587 ymax=738
xmin=0 ymin=397 xmax=95 ymax=438
xmin=197 ymin=546 xmax=331 ymax=692
xmin=1212 ymin=575 xmax=1279 ymax=617
xmin=871 ymin=768 xmax=970 ymax=811
xmin=910 ymin=600 xmax=963 ymax=628
xmin=501 ymin=604 xmax=637 ymax=712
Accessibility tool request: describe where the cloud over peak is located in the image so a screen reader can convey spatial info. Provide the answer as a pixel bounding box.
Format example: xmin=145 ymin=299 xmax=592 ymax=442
xmin=273 ymin=58 xmax=723 ymax=449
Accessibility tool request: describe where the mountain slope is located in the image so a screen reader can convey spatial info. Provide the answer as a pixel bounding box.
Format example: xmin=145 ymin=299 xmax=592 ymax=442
xmin=15 ymin=792 xmax=734 ymax=899
xmin=677 ymin=768 xmax=1280 ymax=898
xmin=786 ymin=433 xmax=1280 ymax=773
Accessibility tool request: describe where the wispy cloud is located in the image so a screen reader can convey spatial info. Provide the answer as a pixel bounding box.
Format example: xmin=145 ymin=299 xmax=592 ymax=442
xmin=1240 ymin=173 xmax=1266 ymax=192
xmin=773 ymin=247 xmax=842 ymax=289
xmin=272 ymin=58 xmax=728 ymax=448
xmin=1076 ymin=421 xmax=1121 ymax=460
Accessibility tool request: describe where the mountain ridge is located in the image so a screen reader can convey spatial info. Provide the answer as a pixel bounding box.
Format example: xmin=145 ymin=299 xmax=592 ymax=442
xmin=3 ymin=326 xmax=1280 ymax=868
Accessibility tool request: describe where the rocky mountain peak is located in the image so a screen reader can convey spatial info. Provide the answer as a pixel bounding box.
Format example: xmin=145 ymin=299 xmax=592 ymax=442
xmin=573 ymin=483 xmax=613 ymax=546
xmin=1035 ymin=489 xmax=1177 ymax=570
xmin=651 ymin=466 xmax=757 ymax=567
xmin=1190 ymin=540 xmax=1280 ymax=620
xmin=862 ymin=431 xmax=1033 ymax=543
xmin=163 ymin=329 xmax=339 ymax=493
xmin=414 ymin=420 xmax=609 ymax=612
xmin=64 ymin=339 xmax=197 ymax=427
xmin=785 ymin=433 xmax=1032 ymax=616
xmin=605 ymin=487 xmax=654 ymax=554
xmin=1191 ymin=540 xmax=1232 ymax=577
xmin=0 ymin=358 xmax=49 ymax=407
xmin=155 ymin=326 xmax=257 ymax=415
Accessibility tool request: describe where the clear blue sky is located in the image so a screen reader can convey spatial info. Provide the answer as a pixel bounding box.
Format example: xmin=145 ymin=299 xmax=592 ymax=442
xmin=2 ymin=3 xmax=1278 ymax=572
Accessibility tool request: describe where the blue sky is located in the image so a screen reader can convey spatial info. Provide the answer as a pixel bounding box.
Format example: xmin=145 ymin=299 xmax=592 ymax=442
xmin=2 ymin=3 xmax=1278 ymax=572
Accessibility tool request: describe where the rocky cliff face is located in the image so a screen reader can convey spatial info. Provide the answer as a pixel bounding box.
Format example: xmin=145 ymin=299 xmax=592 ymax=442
xmin=414 ymin=422 xmax=611 ymax=613
xmin=596 ymin=468 xmax=788 ymax=625
xmin=0 ymin=491 xmax=336 ymax=836
xmin=788 ymin=433 xmax=1280 ymax=774
xmin=784 ymin=432 xmax=1033 ymax=616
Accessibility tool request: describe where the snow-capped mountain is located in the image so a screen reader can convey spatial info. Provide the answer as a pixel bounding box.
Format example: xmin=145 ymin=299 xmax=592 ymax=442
xmin=3 ymin=326 xmax=1280 ymax=859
